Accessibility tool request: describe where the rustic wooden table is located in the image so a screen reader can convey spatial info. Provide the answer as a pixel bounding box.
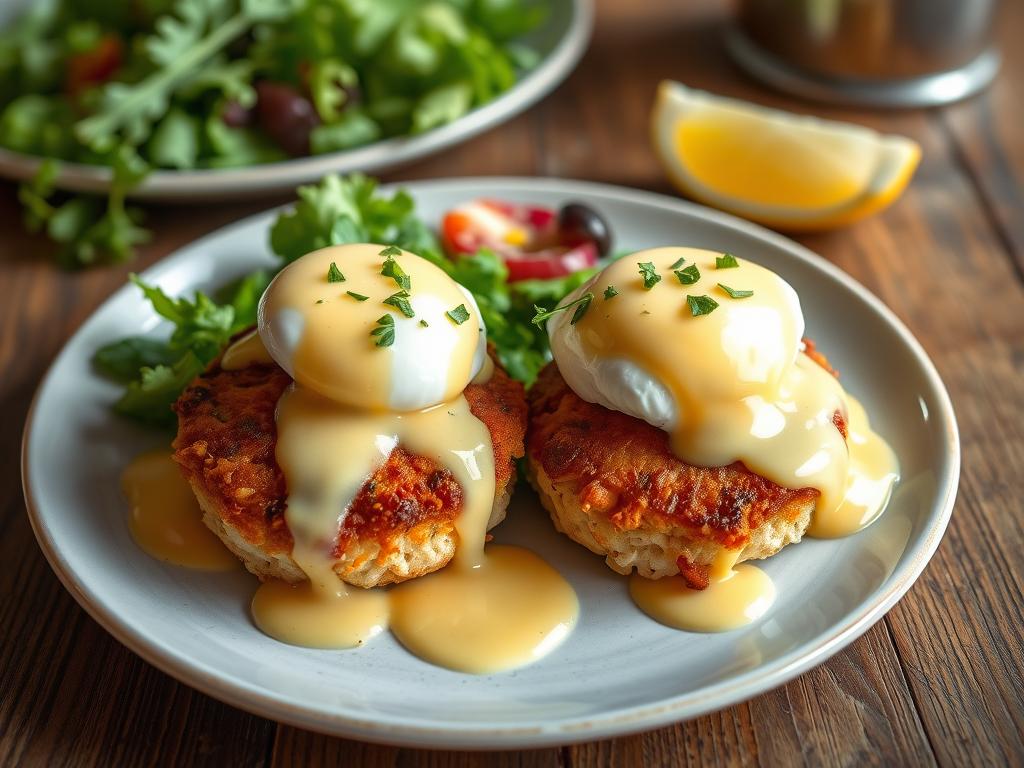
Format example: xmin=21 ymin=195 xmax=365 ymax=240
xmin=2 ymin=0 xmax=1022 ymax=765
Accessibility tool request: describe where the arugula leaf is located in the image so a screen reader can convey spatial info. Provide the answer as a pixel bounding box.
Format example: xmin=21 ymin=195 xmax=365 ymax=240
xmin=412 ymin=81 xmax=472 ymax=134
xmin=147 ymin=108 xmax=200 ymax=169
xmin=95 ymin=267 xmax=268 ymax=426
xmin=310 ymin=110 xmax=380 ymax=154
xmin=214 ymin=269 xmax=272 ymax=328
xmin=0 ymin=95 xmax=76 ymax=157
xmin=269 ymin=173 xmax=432 ymax=264
xmin=309 ymin=59 xmax=359 ymax=123
xmin=75 ymin=0 xmax=295 ymax=151
xmin=93 ymin=337 xmax=180 ymax=383
xmin=20 ymin=145 xmax=151 ymax=268
xmin=128 ymin=273 xmax=238 ymax=362
xmin=113 ymin=351 xmax=205 ymax=428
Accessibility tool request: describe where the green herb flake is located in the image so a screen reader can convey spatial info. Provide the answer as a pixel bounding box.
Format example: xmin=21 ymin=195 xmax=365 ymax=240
xmin=346 ymin=291 xmax=369 ymax=301
xmin=686 ymin=294 xmax=719 ymax=317
xmin=315 ymin=299 xmax=325 ymax=304
xmin=603 ymin=285 xmax=619 ymax=300
xmin=716 ymin=253 xmax=739 ymax=269
xmin=532 ymin=292 xmax=595 ymax=326
xmin=674 ymin=264 xmax=700 ymax=285
xmin=718 ymin=283 xmax=754 ymax=299
xmin=638 ymin=262 xmax=661 ymax=289
xmin=381 ymin=253 xmax=411 ymax=290
xmin=379 ymin=245 xmax=403 ymax=258
xmin=446 ymin=304 xmax=471 ymax=325
xmin=419 ymin=319 xmax=429 ymax=327
xmin=370 ymin=314 xmax=395 ymax=347
xmin=669 ymin=256 xmax=686 ymax=270
xmin=570 ymin=293 xmax=594 ymax=325
xmin=383 ymin=290 xmax=415 ymax=318
xmin=326 ymin=261 xmax=345 ymax=283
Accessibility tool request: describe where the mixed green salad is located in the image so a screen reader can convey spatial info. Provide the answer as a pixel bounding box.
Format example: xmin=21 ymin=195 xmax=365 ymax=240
xmin=1 ymin=0 xmax=545 ymax=267
xmin=94 ymin=172 xmax=603 ymax=428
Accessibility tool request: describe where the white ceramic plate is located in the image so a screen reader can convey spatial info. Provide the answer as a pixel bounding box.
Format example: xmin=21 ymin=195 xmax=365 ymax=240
xmin=22 ymin=179 xmax=959 ymax=749
xmin=0 ymin=1 xmax=591 ymax=201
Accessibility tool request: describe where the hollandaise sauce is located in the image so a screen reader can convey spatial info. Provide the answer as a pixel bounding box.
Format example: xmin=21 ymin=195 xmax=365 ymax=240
xmin=629 ymin=550 xmax=775 ymax=632
xmin=233 ymin=244 xmax=577 ymax=670
xmin=550 ymin=247 xmax=898 ymax=631
xmin=121 ymin=451 xmax=237 ymax=571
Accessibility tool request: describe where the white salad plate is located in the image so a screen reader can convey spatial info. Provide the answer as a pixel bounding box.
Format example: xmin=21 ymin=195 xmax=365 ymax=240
xmin=0 ymin=0 xmax=591 ymax=201
xmin=22 ymin=178 xmax=959 ymax=749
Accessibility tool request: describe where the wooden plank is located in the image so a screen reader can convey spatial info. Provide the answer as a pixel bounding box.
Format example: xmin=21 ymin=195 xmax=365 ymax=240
xmin=568 ymin=623 xmax=934 ymax=768
xmin=270 ymin=727 xmax=562 ymax=768
xmin=942 ymin=0 xmax=1024 ymax=271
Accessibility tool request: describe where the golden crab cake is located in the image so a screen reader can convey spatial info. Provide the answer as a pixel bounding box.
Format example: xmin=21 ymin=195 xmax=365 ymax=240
xmin=526 ymin=360 xmax=847 ymax=589
xmin=172 ymin=351 xmax=527 ymax=589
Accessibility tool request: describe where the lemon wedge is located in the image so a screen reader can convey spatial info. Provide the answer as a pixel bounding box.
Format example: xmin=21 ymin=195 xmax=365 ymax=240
xmin=651 ymin=81 xmax=921 ymax=230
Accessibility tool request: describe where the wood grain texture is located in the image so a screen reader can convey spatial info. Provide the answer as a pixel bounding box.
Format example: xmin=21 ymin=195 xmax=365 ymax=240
xmin=1 ymin=0 xmax=1022 ymax=765
xmin=942 ymin=0 xmax=1024 ymax=275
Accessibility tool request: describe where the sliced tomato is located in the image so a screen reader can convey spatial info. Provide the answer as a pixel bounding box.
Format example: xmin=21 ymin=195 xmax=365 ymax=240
xmin=504 ymin=242 xmax=599 ymax=281
xmin=441 ymin=198 xmax=598 ymax=282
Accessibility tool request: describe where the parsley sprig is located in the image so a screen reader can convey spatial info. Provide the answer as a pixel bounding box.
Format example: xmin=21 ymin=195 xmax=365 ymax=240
xmin=638 ymin=262 xmax=661 ymax=289
xmin=381 ymin=249 xmax=411 ymax=290
xmin=718 ymin=283 xmax=753 ymax=299
xmin=371 ymin=314 xmax=395 ymax=347
xmin=532 ymin=292 xmax=594 ymax=326
xmin=674 ymin=264 xmax=700 ymax=285
xmin=326 ymin=261 xmax=345 ymax=283
xmin=686 ymin=295 xmax=719 ymax=316
xmin=446 ymin=304 xmax=471 ymax=325
xmin=383 ymin=290 xmax=415 ymax=317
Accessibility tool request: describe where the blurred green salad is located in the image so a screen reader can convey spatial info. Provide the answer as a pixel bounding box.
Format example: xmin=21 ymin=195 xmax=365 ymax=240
xmin=0 ymin=0 xmax=545 ymax=267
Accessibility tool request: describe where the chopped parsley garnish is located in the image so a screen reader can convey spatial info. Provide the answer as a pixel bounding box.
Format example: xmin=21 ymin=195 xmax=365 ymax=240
xmin=346 ymin=291 xmax=369 ymax=301
xmin=638 ymin=262 xmax=661 ymax=289
xmin=383 ymin=290 xmax=415 ymax=318
xmin=379 ymin=245 xmax=402 ymax=258
xmin=419 ymin=319 xmax=429 ymax=327
xmin=674 ymin=264 xmax=700 ymax=285
xmin=716 ymin=253 xmax=739 ymax=269
xmin=370 ymin=314 xmax=395 ymax=347
xmin=532 ymin=292 xmax=594 ymax=326
xmin=326 ymin=262 xmax=345 ymax=283
xmin=686 ymin=294 xmax=719 ymax=316
xmin=446 ymin=304 xmax=471 ymax=325
xmin=381 ymin=253 xmax=411 ymax=291
xmin=718 ymin=283 xmax=754 ymax=299
xmin=669 ymin=256 xmax=686 ymax=270
xmin=603 ymin=285 xmax=619 ymax=300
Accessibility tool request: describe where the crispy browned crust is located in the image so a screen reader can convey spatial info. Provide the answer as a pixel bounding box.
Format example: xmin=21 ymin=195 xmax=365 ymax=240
xmin=527 ymin=362 xmax=830 ymax=554
xmin=172 ymin=351 xmax=526 ymax=564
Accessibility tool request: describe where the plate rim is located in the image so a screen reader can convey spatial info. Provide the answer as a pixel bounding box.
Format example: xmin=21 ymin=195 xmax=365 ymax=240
xmin=0 ymin=0 xmax=593 ymax=201
xmin=21 ymin=177 xmax=960 ymax=749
